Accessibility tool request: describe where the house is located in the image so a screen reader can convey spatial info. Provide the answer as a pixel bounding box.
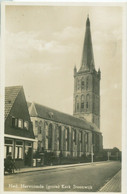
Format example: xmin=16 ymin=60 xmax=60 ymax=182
xmin=4 ymin=86 xmax=35 ymax=168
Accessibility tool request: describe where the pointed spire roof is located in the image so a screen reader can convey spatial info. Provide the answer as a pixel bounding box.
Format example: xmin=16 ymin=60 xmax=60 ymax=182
xmin=79 ymin=16 xmax=95 ymax=72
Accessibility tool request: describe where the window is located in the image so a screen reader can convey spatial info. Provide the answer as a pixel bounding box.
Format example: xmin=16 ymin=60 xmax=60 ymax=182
xmin=45 ymin=122 xmax=48 ymax=137
xmin=65 ymin=128 xmax=67 ymax=139
xmin=12 ymin=117 xmax=15 ymax=127
xmin=35 ymin=121 xmax=38 ymax=127
xmin=73 ymin=130 xmax=76 ymax=142
xmin=12 ymin=117 xmax=18 ymax=128
xmin=49 ymin=112 xmax=54 ymax=119
xmin=59 ymin=126 xmax=62 ymax=150
xmin=25 ymin=142 xmax=32 ymax=147
xmin=18 ymin=119 xmax=23 ymax=128
xmin=92 ymin=133 xmax=95 ymax=144
xmin=4 ymin=139 xmax=13 ymax=159
xmin=48 ymin=124 xmax=53 ymax=149
xmin=38 ymin=126 xmax=41 ymax=134
xmin=79 ymin=131 xmax=82 ymax=142
xmin=57 ymin=127 xmax=59 ymax=139
xmin=81 ymin=103 xmax=84 ymax=109
xmin=85 ymin=133 xmax=88 ymax=143
xmin=24 ymin=121 xmax=29 ymax=130
xmin=86 ymin=77 xmax=89 ymax=90
xmin=65 ymin=128 xmax=69 ymax=151
xmin=65 ymin=128 xmax=69 ymax=139
xmin=77 ymin=79 xmax=80 ymax=90
xmin=81 ymin=95 xmax=84 ymax=111
xmin=81 ymin=78 xmax=85 ymax=90
xmin=86 ymin=94 xmax=90 ymax=111
xmin=77 ymin=103 xmax=79 ymax=111
xmin=15 ymin=141 xmax=23 ymax=159
xmin=75 ymin=96 xmax=79 ymax=112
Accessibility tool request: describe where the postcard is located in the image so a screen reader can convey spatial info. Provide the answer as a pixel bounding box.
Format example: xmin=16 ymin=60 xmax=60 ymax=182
xmin=0 ymin=1 xmax=127 ymax=194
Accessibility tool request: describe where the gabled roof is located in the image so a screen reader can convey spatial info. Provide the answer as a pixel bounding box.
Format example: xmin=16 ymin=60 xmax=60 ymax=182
xmin=5 ymin=86 xmax=35 ymax=140
xmin=29 ymin=102 xmax=100 ymax=133
xmin=5 ymin=86 xmax=22 ymax=119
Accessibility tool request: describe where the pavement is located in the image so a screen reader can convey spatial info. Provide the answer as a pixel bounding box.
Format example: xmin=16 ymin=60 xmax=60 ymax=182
xmin=99 ymin=170 xmax=121 ymax=192
xmin=6 ymin=161 xmax=112 ymax=174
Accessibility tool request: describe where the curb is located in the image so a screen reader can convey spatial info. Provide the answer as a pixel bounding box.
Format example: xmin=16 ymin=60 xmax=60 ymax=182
xmin=5 ymin=161 xmax=114 ymax=175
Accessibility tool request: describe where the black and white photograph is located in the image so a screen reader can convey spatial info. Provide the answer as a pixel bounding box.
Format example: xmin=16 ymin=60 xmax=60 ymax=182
xmin=1 ymin=1 xmax=126 ymax=193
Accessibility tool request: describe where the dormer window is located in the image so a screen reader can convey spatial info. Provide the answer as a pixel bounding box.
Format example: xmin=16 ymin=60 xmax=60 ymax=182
xmin=49 ymin=112 xmax=54 ymax=119
xmin=18 ymin=119 xmax=23 ymax=128
xmin=12 ymin=117 xmax=18 ymax=128
xmin=24 ymin=121 xmax=29 ymax=130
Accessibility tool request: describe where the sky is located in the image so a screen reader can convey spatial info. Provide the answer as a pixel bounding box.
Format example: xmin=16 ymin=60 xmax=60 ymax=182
xmin=5 ymin=5 xmax=122 ymax=150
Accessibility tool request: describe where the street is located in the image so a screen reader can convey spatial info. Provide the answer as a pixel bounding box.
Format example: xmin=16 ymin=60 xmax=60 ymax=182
xmin=4 ymin=161 xmax=121 ymax=192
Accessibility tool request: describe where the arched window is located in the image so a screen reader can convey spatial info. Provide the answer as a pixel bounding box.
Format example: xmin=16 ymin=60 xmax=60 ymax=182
xmin=59 ymin=126 xmax=62 ymax=151
xmin=86 ymin=77 xmax=89 ymax=90
xmin=75 ymin=96 xmax=79 ymax=112
xmin=38 ymin=121 xmax=43 ymax=134
xmin=48 ymin=124 xmax=53 ymax=149
xmin=45 ymin=122 xmax=48 ymax=136
xmin=65 ymin=127 xmax=69 ymax=151
xmin=81 ymin=95 xmax=84 ymax=111
xmin=73 ymin=129 xmax=76 ymax=142
xmin=81 ymin=77 xmax=85 ymax=90
xmin=86 ymin=94 xmax=90 ymax=111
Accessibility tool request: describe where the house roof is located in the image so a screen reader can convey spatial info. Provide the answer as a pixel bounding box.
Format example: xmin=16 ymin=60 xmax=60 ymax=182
xmin=5 ymin=86 xmax=35 ymax=140
xmin=29 ymin=102 xmax=100 ymax=133
xmin=5 ymin=86 xmax=22 ymax=119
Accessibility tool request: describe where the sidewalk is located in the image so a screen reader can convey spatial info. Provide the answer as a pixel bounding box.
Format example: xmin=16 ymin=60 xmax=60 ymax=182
xmin=7 ymin=161 xmax=112 ymax=175
xmin=99 ymin=170 xmax=121 ymax=192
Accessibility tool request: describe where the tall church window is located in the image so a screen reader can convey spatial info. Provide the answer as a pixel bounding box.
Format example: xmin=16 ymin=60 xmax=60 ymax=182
xmin=85 ymin=133 xmax=88 ymax=143
xmin=86 ymin=94 xmax=90 ymax=111
xmin=59 ymin=126 xmax=62 ymax=151
xmin=81 ymin=95 xmax=84 ymax=111
xmin=77 ymin=103 xmax=79 ymax=111
xmin=86 ymin=77 xmax=89 ymax=90
xmin=73 ymin=129 xmax=76 ymax=142
xmin=48 ymin=124 xmax=53 ymax=149
xmin=79 ymin=131 xmax=82 ymax=142
xmin=65 ymin=127 xmax=69 ymax=151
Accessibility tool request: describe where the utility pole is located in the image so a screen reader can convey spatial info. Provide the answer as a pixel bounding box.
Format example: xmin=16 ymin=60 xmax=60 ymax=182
xmin=107 ymin=151 xmax=110 ymax=161
xmin=116 ymin=152 xmax=119 ymax=161
xmin=91 ymin=144 xmax=94 ymax=163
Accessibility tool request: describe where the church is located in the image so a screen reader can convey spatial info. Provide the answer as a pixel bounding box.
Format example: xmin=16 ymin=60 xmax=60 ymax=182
xmin=28 ymin=16 xmax=103 ymax=158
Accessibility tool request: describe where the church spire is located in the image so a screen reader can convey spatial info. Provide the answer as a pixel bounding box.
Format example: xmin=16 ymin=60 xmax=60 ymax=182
xmin=79 ymin=16 xmax=95 ymax=72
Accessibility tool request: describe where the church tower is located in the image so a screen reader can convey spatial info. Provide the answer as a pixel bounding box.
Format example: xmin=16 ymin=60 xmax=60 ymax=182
xmin=73 ymin=16 xmax=101 ymax=128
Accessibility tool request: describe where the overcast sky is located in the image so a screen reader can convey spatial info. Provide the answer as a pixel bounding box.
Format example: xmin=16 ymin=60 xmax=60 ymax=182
xmin=5 ymin=5 xmax=122 ymax=150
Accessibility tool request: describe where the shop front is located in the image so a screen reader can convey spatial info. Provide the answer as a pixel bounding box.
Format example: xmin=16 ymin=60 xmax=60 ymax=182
xmin=4 ymin=135 xmax=35 ymax=169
